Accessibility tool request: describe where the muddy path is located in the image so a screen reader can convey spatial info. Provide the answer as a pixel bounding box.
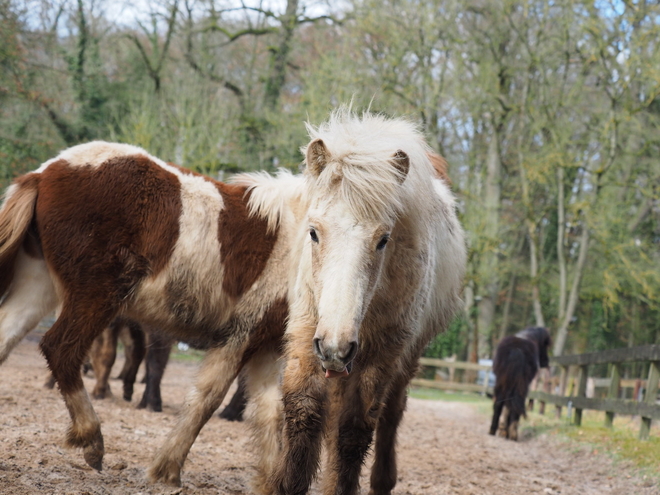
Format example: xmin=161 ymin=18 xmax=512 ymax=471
xmin=0 ymin=333 xmax=656 ymax=495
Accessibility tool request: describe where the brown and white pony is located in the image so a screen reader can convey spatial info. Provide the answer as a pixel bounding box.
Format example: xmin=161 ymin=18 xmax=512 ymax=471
xmin=235 ymin=110 xmax=467 ymax=494
xmin=0 ymin=141 xmax=300 ymax=487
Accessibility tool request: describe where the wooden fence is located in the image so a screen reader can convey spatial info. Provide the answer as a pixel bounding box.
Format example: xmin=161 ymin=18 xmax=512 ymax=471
xmin=528 ymin=344 xmax=660 ymax=440
xmin=411 ymin=357 xmax=493 ymax=395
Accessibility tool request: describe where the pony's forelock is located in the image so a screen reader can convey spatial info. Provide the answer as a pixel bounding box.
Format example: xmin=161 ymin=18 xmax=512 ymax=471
xmin=302 ymin=107 xmax=435 ymax=222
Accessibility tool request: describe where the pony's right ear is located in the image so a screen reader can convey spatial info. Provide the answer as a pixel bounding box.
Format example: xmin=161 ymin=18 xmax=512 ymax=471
xmin=306 ymin=138 xmax=328 ymax=176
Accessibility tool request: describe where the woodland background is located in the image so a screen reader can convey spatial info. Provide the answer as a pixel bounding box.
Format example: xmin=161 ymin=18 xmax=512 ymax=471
xmin=1 ymin=0 xmax=658 ymax=362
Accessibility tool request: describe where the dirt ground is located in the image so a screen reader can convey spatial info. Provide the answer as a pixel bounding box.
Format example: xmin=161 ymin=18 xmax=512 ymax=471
xmin=0 ymin=332 xmax=657 ymax=495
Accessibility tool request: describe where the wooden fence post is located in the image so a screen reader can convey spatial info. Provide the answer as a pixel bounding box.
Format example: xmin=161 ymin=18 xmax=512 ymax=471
xmin=605 ymin=363 xmax=621 ymax=428
xmin=574 ymin=365 xmax=589 ymax=426
xmin=639 ymin=361 xmax=660 ymax=440
xmin=556 ymin=365 xmax=568 ymax=419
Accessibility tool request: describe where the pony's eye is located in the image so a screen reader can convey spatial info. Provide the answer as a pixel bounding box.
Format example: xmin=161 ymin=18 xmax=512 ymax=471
xmin=376 ymin=235 xmax=390 ymax=250
xmin=310 ymin=228 xmax=319 ymax=243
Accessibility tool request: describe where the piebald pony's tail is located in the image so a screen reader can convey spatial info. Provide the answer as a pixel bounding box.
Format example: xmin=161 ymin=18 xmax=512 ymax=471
xmin=0 ymin=174 xmax=40 ymax=298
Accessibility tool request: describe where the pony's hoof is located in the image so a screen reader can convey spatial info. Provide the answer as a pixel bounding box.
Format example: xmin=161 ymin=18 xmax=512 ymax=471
xmin=148 ymin=459 xmax=182 ymax=486
xmin=83 ymin=440 xmax=104 ymax=471
xmin=91 ymin=387 xmax=111 ymax=400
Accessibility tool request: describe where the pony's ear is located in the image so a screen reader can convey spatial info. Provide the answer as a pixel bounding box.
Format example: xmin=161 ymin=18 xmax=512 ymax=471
xmin=306 ymin=138 xmax=329 ymax=176
xmin=391 ymin=150 xmax=410 ymax=184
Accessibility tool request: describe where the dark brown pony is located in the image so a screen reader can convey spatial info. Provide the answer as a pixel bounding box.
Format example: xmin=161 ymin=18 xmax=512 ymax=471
xmin=489 ymin=326 xmax=551 ymax=440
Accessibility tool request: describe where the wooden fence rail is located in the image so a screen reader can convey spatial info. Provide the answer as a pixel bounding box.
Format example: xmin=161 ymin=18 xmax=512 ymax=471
xmin=528 ymin=344 xmax=660 ymax=440
xmin=411 ymin=357 xmax=493 ymax=395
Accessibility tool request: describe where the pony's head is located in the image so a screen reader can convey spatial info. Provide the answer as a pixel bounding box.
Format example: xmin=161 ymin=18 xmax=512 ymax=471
xmin=516 ymin=327 xmax=552 ymax=368
xmin=300 ymin=110 xmax=432 ymax=378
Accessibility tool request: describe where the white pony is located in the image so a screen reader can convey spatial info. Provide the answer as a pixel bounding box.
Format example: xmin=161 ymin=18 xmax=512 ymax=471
xmin=237 ymin=108 xmax=466 ymax=494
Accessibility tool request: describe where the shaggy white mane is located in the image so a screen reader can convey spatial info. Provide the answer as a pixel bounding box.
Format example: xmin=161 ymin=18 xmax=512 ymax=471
xmin=303 ymin=108 xmax=436 ymax=222
xmin=232 ymin=108 xmax=439 ymax=230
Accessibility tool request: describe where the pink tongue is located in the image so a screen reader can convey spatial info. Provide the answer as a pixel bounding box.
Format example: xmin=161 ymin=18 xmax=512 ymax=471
xmin=325 ymin=368 xmax=349 ymax=379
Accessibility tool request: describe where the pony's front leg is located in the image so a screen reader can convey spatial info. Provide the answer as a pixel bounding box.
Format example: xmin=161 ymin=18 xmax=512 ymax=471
xmin=368 ymin=374 xmax=409 ymax=495
xmin=244 ymin=348 xmax=283 ymax=494
xmin=271 ymin=324 xmax=328 ymax=495
xmin=322 ymin=366 xmax=383 ymax=495
xmin=148 ymin=343 xmax=242 ymax=486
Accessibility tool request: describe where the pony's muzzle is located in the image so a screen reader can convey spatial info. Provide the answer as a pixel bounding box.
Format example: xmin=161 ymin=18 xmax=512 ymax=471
xmin=313 ymin=337 xmax=358 ymax=376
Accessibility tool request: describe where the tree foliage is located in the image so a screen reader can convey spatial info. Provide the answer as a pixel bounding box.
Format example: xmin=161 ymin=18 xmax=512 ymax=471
xmin=1 ymin=0 xmax=658 ymax=358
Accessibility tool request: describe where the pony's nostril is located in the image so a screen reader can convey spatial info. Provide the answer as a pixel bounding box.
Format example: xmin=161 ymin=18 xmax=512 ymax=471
xmin=340 ymin=341 xmax=358 ymax=364
xmin=313 ymin=337 xmax=325 ymax=360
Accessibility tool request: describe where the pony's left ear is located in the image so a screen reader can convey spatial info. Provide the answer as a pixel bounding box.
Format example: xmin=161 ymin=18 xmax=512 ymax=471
xmin=306 ymin=138 xmax=329 ymax=176
xmin=391 ymin=150 xmax=410 ymax=184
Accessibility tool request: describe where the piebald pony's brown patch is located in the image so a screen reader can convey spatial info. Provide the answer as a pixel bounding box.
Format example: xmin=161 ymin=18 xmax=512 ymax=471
xmin=216 ymin=184 xmax=279 ymax=299
xmin=36 ymin=156 xmax=182 ymax=396
xmin=36 ymin=156 xmax=182 ymax=285
xmin=241 ymin=298 xmax=288 ymax=366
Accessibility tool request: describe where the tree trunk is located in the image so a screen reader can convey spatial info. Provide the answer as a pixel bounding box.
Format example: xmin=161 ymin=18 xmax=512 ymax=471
xmin=477 ymin=130 xmax=501 ymax=358
xmin=264 ymin=0 xmax=298 ymax=110
xmin=556 ymin=166 xmax=567 ymax=323
xmin=553 ymin=223 xmax=589 ymax=356
xmin=498 ymin=274 xmax=516 ymax=341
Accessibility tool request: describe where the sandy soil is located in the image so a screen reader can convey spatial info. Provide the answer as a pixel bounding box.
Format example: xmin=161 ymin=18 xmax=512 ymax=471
xmin=0 ymin=333 xmax=656 ymax=495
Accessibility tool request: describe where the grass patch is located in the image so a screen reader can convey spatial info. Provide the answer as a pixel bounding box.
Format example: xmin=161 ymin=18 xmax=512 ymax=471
xmin=521 ymin=407 xmax=660 ymax=480
xmin=169 ymin=347 xmax=206 ymax=363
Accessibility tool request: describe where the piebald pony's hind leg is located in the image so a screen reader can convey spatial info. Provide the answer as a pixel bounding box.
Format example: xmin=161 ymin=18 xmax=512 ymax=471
xmin=149 ymin=343 xmax=243 ymax=486
xmin=243 ymin=348 xmax=282 ymax=495
xmin=39 ymin=298 xmax=118 ymax=471
xmin=0 ymin=249 xmax=58 ymax=364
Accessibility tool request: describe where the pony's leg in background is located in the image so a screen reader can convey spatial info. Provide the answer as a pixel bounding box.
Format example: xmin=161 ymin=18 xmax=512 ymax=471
xmin=40 ymin=299 xmax=117 ymax=470
xmin=322 ymin=366 xmax=383 ymax=495
xmin=507 ymin=392 xmax=525 ymax=441
xmin=0 ymin=250 xmax=57 ymax=364
xmin=121 ymin=319 xmax=146 ymax=402
xmin=44 ymin=373 xmax=57 ymax=389
xmin=244 ymin=348 xmax=282 ymax=495
xmin=528 ymin=372 xmax=539 ymax=411
xmin=507 ymin=411 xmax=520 ymax=441
xmin=116 ymin=325 xmax=134 ymax=380
xmin=489 ymin=396 xmax=504 ymax=435
xmin=138 ymin=329 xmax=173 ymax=412
xmin=271 ymin=323 xmax=327 ymax=495
xmin=497 ymin=406 xmax=509 ymax=438
xmin=219 ymin=373 xmax=248 ymax=421
xmin=90 ymin=323 xmax=119 ymax=399
xmin=149 ymin=343 xmax=242 ymax=486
